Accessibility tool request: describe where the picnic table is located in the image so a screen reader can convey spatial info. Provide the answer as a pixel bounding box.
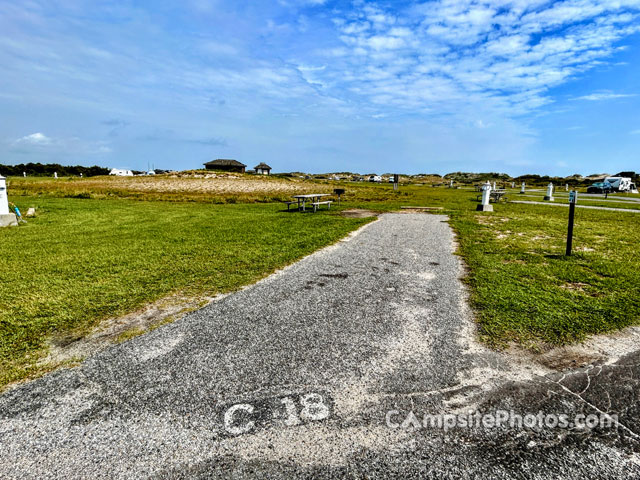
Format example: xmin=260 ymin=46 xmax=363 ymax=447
xmin=476 ymin=189 xmax=508 ymax=203
xmin=286 ymin=194 xmax=332 ymax=212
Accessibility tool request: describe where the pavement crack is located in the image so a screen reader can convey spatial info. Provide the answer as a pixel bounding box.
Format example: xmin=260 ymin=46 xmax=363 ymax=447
xmin=544 ymin=374 xmax=640 ymax=443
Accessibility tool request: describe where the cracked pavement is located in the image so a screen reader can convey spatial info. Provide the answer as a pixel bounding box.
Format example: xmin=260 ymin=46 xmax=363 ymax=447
xmin=0 ymin=213 xmax=639 ymax=479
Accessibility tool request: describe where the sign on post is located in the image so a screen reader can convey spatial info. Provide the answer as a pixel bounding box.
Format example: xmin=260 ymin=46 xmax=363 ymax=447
xmin=566 ymin=191 xmax=578 ymax=256
xmin=393 ymin=174 xmax=399 ymax=191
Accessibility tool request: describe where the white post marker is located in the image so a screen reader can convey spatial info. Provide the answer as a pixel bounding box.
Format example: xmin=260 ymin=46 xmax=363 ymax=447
xmin=511 ymin=182 xmax=515 ymax=189
xmin=477 ymin=181 xmax=493 ymax=212
xmin=544 ymin=182 xmax=554 ymax=201
xmin=450 ymin=179 xmax=454 ymax=188
xmin=0 ymin=177 xmax=9 ymax=215
xmin=566 ymin=183 xmax=569 ymax=191
xmin=492 ymin=181 xmax=497 ymax=191
xmin=54 ymin=172 xmax=58 ymax=179
xmin=23 ymin=172 xmax=26 ymax=177
xmin=0 ymin=176 xmax=18 ymax=227
xmin=520 ymin=182 xmax=525 ymax=194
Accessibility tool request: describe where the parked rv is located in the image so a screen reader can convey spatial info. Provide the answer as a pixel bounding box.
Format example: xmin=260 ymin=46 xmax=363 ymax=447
xmin=604 ymin=177 xmax=634 ymax=192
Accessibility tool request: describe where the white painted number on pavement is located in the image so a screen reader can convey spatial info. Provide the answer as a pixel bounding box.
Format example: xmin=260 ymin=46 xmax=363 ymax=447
xmin=222 ymin=392 xmax=330 ymax=436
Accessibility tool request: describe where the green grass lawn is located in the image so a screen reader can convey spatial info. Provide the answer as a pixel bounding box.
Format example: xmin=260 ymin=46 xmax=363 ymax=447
xmin=340 ymin=184 xmax=640 ymax=347
xmin=2 ymin=178 xmax=639 ymax=389
xmin=0 ymin=196 xmax=371 ymax=387
xmin=453 ymin=203 xmax=640 ymax=348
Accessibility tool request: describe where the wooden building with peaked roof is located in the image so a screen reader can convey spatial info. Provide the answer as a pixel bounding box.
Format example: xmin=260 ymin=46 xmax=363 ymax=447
xmin=254 ymin=162 xmax=272 ymax=175
xmin=204 ymin=159 xmax=247 ymax=173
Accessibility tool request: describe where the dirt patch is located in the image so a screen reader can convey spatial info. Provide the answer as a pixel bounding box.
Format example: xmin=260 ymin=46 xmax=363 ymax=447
xmin=340 ymin=209 xmax=379 ymax=218
xmin=536 ymin=347 xmax=605 ymax=370
xmin=398 ymin=206 xmax=444 ymax=213
xmin=508 ymin=325 xmax=640 ymax=372
xmin=39 ymin=294 xmax=219 ymax=367
xmin=475 ymin=216 xmax=509 ymax=226
xmin=560 ymin=282 xmax=590 ymax=292
xmin=559 ymin=282 xmax=604 ymax=297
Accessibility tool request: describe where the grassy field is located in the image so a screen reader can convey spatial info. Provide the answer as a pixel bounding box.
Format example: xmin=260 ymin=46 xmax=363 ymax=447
xmin=0 ymin=195 xmax=371 ymax=387
xmin=2 ymin=175 xmax=639 ymax=388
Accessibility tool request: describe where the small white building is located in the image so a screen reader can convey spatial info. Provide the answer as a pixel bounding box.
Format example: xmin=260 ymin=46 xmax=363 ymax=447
xmin=109 ymin=168 xmax=134 ymax=176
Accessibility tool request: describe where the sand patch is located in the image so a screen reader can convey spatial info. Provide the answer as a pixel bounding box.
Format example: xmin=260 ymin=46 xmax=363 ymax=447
xmin=38 ymin=294 xmax=218 ymax=368
xmin=340 ymin=209 xmax=379 ymax=218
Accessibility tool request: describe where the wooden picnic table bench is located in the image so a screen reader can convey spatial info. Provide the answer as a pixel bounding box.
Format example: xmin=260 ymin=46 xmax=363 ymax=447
xmin=311 ymin=200 xmax=332 ymax=212
xmin=284 ymin=200 xmax=300 ymax=211
xmin=287 ymin=193 xmax=331 ymax=212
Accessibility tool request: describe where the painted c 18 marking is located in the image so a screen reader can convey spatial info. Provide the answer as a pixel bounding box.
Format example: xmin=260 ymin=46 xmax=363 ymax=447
xmin=222 ymin=392 xmax=331 ymax=436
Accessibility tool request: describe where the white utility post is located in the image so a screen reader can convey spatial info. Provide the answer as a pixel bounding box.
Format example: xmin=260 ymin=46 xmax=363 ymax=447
xmin=54 ymin=172 xmax=58 ymax=179
xmin=511 ymin=182 xmax=515 ymax=189
xmin=0 ymin=176 xmax=18 ymax=227
xmin=477 ymin=181 xmax=493 ymax=212
xmin=492 ymin=181 xmax=497 ymax=191
xmin=544 ymin=182 xmax=554 ymax=201
xmin=520 ymin=182 xmax=525 ymax=194
xmin=23 ymin=172 xmax=26 ymax=177
xmin=565 ymin=184 xmax=569 ymax=191
xmin=450 ymin=179 xmax=454 ymax=188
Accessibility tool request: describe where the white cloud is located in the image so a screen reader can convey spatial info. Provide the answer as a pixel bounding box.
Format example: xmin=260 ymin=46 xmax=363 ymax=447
xmin=631 ymin=129 xmax=640 ymax=134
xmin=15 ymin=132 xmax=52 ymax=145
xmin=575 ymin=92 xmax=637 ymax=101
xmin=10 ymin=133 xmax=110 ymax=155
xmin=314 ymin=0 xmax=640 ymax=119
xmin=367 ymin=35 xmax=405 ymax=50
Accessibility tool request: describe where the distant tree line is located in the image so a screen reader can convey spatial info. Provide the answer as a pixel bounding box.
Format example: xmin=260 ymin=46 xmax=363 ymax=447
xmin=0 ymin=162 xmax=110 ymax=177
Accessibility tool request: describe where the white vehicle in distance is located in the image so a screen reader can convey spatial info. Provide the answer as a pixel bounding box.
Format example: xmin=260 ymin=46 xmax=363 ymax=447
xmin=604 ymin=177 xmax=636 ymax=192
xmin=368 ymin=175 xmax=382 ymax=183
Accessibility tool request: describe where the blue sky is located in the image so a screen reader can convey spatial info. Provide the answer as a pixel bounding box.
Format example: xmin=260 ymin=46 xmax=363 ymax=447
xmin=1 ymin=0 xmax=639 ymax=175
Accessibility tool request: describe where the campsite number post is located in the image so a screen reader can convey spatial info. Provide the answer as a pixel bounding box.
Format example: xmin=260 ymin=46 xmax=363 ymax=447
xmin=393 ymin=174 xmax=399 ymax=191
xmin=566 ymin=190 xmax=578 ymax=256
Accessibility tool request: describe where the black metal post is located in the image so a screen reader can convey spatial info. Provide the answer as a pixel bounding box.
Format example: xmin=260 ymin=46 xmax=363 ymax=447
xmin=566 ymin=197 xmax=576 ymax=256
